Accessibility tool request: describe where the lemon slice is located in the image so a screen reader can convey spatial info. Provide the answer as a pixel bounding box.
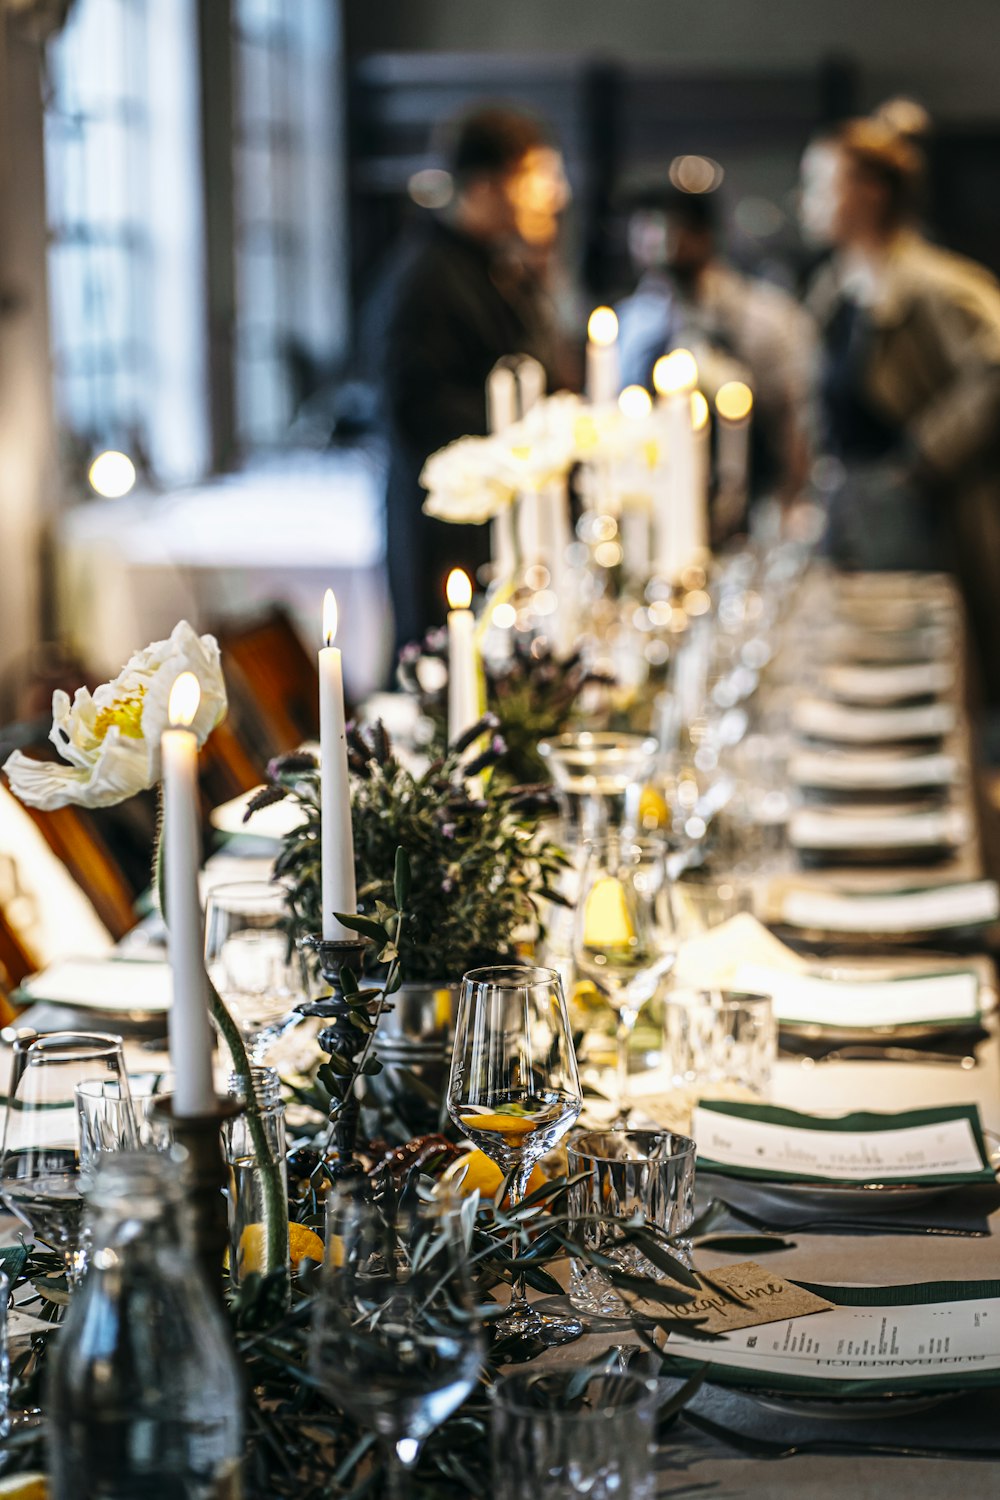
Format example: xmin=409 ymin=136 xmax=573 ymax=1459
xmin=0 ymin=1477 xmax=49 ymax=1499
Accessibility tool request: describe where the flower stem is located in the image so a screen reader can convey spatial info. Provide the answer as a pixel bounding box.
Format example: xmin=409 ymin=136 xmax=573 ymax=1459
xmin=154 ymin=805 xmax=288 ymax=1292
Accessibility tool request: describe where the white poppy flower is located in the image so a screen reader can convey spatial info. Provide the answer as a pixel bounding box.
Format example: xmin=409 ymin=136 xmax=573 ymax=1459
xmin=3 ymin=621 xmax=228 ymax=810
xmin=420 ymin=435 xmax=517 ymax=524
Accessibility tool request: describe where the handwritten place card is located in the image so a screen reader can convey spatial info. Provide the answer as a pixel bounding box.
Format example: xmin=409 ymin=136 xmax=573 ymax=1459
xmin=664 ymin=1287 xmax=1000 ymax=1386
xmin=731 ymin=964 xmax=980 ymax=1030
xmin=693 ymin=1102 xmax=994 ymax=1185
xmin=666 ymin=1262 xmax=834 ymax=1336
xmin=793 ymin=699 xmax=956 ymax=744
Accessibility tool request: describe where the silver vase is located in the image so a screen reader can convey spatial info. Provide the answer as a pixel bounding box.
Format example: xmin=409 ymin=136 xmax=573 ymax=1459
xmin=372 ymin=981 xmax=460 ymax=1135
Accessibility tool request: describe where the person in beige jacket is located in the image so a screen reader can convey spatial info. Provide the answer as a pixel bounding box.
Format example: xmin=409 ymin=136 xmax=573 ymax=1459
xmin=801 ymin=116 xmax=1000 ymax=700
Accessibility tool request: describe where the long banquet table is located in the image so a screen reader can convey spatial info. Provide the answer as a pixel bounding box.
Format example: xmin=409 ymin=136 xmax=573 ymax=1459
xmin=8 ymin=569 xmax=1000 ymax=1496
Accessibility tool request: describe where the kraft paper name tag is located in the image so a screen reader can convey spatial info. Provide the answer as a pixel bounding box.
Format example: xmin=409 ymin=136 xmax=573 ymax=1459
xmin=670 ymin=1261 xmax=835 ymax=1335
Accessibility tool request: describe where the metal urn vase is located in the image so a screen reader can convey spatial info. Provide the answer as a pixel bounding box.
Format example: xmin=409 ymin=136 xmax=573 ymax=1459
xmin=371 ymin=982 xmax=461 ymax=1136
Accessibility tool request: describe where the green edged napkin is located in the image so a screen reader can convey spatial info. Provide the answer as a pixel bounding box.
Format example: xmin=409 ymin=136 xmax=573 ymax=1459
xmin=693 ymin=1100 xmax=996 ymax=1187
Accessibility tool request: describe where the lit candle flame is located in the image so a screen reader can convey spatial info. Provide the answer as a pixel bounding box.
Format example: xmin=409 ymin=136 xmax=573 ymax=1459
xmin=653 ymin=348 xmax=698 ymax=397
xmin=587 ymin=306 xmax=618 ymax=347
xmin=168 ymin=671 xmax=201 ymax=729
xmin=323 ymin=588 xmax=338 ymax=648
xmin=618 ymin=384 xmax=653 ymax=419
xmin=715 ymin=380 xmax=754 ymax=422
xmin=446 ymin=568 xmax=472 ymax=611
xmin=690 ymin=389 xmax=710 ymax=432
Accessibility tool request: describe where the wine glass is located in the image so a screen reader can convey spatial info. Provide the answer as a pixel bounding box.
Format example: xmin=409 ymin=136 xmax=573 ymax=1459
xmin=312 ymin=1189 xmax=483 ymax=1500
xmin=0 ymin=1033 xmax=132 ymax=1284
xmin=447 ymin=964 xmax=583 ymax=1346
xmin=574 ymin=836 xmax=676 ymax=1127
xmin=204 ymin=881 xmax=306 ymax=1061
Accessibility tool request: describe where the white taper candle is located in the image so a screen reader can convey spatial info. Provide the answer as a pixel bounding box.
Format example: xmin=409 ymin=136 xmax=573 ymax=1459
xmin=319 ymin=589 xmax=357 ymax=941
xmin=161 ymin=672 xmax=215 ymax=1117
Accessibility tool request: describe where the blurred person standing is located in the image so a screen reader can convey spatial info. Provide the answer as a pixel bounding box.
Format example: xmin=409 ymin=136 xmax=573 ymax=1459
xmin=617 ymin=188 xmax=815 ymax=507
xmin=801 ymin=115 xmax=1000 ymax=697
xmin=376 ymin=106 xmax=570 ymax=654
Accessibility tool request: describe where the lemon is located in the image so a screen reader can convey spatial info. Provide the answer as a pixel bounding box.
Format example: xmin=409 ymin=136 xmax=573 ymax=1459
xmin=444 ymin=1148 xmax=546 ymax=1202
xmin=582 ymin=876 xmax=635 ymax=947
xmin=234 ymin=1222 xmax=324 ymax=1276
xmin=638 ymin=785 xmax=669 ymax=829
xmin=0 ymin=1477 xmax=49 ymax=1499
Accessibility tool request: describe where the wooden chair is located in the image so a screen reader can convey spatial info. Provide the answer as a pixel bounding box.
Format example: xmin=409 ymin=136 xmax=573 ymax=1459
xmin=216 ymin=607 xmax=320 ymax=762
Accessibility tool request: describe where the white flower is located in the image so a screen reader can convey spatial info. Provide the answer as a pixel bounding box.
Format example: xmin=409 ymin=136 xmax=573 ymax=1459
xmin=420 ymin=436 xmax=517 ymax=524
xmin=3 ymin=621 xmax=228 ymax=810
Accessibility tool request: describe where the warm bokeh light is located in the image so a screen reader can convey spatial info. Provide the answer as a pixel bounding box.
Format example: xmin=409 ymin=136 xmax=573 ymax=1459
xmin=668 ymin=155 xmax=724 ymax=194
xmin=690 ymin=389 xmax=710 ymax=432
xmin=716 ymin=380 xmax=754 ymax=423
xmin=587 ymin=306 xmax=619 ymax=347
xmin=168 ymin=671 xmax=201 ymax=728
xmin=446 ymin=568 xmax=473 ymax=611
xmin=653 ymin=349 xmax=698 ymax=397
xmin=88 ymin=449 xmax=136 ymax=499
xmin=323 ymin=588 xmax=339 ymax=647
xmin=618 ymin=384 xmax=653 ymax=419
xmin=492 ymin=601 xmax=517 ymax=630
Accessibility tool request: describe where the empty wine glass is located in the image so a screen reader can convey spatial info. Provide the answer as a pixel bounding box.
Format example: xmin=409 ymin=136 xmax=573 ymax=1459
xmin=1 ymin=1033 xmax=131 ymax=1284
xmin=574 ymin=836 xmax=676 ymax=1127
xmin=204 ymin=881 xmax=306 ymax=1061
xmin=447 ymin=965 xmax=583 ymax=1346
xmin=312 ymin=1189 xmax=483 ymax=1500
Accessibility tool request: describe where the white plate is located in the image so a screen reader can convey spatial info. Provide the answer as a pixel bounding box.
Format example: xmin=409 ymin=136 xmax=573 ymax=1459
xmin=18 ymin=957 xmax=172 ymax=1014
xmin=790 ymin=750 xmax=958 ymax=793
xmin=793 ymin=699 xmax=956 ymax=744
xmin=211 ymin=788 xmax=307 ymax=839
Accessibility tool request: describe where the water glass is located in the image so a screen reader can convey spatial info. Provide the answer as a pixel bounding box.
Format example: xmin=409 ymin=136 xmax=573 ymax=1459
xmin=663 ymin=988 xmax=775 ymax=1101
xmin=74 ymin=1079 xmax=139 ymax=1185
xmin=566 ymin=1130 xmax=696 ymax=1318
xmin=1 ymin=1032 xmax=132 ymax=1285
xmin=492 ymin=1370 xmax=659 ymax=1500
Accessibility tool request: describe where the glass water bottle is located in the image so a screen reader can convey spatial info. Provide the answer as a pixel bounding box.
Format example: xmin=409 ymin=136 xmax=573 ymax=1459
xmin=47 ymin=1151 xmax=244 ymax=1500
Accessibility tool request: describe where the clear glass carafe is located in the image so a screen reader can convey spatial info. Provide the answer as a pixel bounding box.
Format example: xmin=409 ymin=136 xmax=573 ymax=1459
xmin=47 ymin=1151 xmax=244 ymax=1500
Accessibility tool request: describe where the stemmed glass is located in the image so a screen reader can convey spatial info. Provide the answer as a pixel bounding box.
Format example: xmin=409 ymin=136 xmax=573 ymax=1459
xmin=204 ymin=881 xmax=307 ymax=1061
xmin=312 ymin=1190 xmax=483 ymax=1500
xmin=447 ymin=964 xmax=583 ymax=1345
xmin=0 ymin=1033 xmax=132 ymax=1284
xmin=574 ymin=837 xmax=676 ymax=1127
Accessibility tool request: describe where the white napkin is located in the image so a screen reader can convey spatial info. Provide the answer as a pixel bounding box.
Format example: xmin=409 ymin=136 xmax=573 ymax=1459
xmin=211 ymin=788 xmax=307 ymax=839
xmin=19 ymin=956 xmax=172 ymax=1013
xmin=822 ymin=661 xmax=953 ymax=704
xmin=731 ymin=963 xmax=980 ymax=1028
xmin=779 ymin=881 xmax=1000 ymax=934
xmin=672 ymin=913 xmax=808 ymax=989
xmin=789 ymin=806 xmax=969 ymax=851
xmin=789 ymin=749 xmax=958 ymax=792
xmin=793 ymin=699 xmax=956 ymax=743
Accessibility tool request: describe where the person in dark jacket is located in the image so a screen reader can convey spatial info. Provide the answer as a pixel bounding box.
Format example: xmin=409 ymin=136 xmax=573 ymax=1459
xmin=377 ymin=106 xmax=569 ymax=655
